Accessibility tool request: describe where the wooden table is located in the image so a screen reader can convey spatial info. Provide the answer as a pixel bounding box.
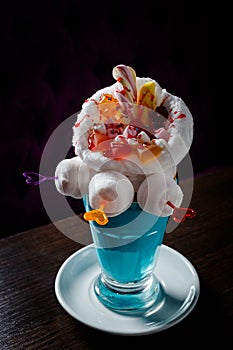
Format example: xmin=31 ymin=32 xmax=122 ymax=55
xmin=0 ymin=167 xmax=232 ymax=349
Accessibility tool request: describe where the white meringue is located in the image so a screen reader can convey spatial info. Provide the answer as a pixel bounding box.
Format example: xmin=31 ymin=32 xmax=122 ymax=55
xmin=56 ymin=64 xmax=193 ymax=219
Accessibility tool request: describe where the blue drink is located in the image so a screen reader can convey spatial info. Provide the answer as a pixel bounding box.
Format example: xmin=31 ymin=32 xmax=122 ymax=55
xmin=83 ymin=197 xmax=168 ymax=313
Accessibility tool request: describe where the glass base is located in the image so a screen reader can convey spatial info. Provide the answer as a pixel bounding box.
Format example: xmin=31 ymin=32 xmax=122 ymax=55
xmin=94 ymin=272 xmax=163 ymax=315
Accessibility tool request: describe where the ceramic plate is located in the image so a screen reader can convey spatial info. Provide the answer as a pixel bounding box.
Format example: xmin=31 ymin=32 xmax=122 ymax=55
xmin=55 ymin=244 xmax=200 ymax=335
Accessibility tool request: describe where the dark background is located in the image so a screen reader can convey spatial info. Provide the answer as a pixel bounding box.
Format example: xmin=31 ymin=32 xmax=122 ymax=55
xmin=0 ymin=0 xmax=227 ymax=237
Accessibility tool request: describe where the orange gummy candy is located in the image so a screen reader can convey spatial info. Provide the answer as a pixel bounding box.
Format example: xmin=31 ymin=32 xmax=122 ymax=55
xmin=83 ymin=209 xmax=109 ymax=225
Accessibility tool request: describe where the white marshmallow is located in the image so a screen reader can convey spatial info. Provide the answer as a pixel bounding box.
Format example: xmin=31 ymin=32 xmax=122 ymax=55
xmin=127 ymin=137 xmax=139 ymax=148
xmin=88 ymin=171 xmax=134 ymax=216
xmin=55 ymin=157 xmax=94 ymax=198
xmin=137 ymin=174 xmax=183 ymax=217
xmin=137 ymin=131 xmax=151 ymax=144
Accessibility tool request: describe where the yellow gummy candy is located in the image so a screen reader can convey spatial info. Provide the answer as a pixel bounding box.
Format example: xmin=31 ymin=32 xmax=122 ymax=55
xmin=137 ymin=81 xmax=156 ymax=109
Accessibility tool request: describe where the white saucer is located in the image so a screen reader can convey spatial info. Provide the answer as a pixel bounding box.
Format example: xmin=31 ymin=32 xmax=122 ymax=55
xmin=55 ymin=244 xmax=200 ymax=335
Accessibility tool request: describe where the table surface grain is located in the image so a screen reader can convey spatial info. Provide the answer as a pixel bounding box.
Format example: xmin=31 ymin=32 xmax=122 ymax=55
xmin=0 ymin=166 xmax=232 ymax=349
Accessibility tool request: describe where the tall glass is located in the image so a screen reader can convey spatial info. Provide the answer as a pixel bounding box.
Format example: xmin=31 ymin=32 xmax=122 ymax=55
xmin=83 ymin=196 xmax=168 ymax=314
